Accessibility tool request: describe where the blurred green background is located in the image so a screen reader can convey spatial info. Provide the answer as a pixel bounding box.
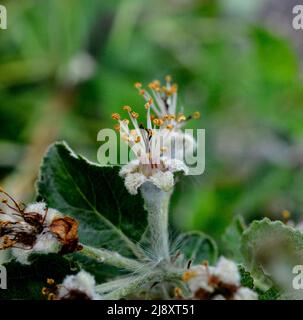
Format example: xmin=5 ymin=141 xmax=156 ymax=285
xmin=1 ymin=0 xmax=303 ymax=243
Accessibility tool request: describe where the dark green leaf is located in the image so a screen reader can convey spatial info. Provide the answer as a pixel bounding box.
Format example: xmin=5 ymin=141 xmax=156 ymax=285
xmin=175 ymin=231 xmax=218 ymax=265
xmin=238 ymin=264 xmax=254 ymax=290
xmin=0 ymin=254 xmax=77 ymax=300
xmin=37 ymin=141 xmax=147 ymax=259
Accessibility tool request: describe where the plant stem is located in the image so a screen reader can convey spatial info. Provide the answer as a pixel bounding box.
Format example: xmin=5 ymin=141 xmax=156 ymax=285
xmin=140 ymin=183 xmax=172 ymax=262
xmin=100 ymin=268 xmax=183 ymax=299
xmin=80 ymin=245 xmax=144 ymax=272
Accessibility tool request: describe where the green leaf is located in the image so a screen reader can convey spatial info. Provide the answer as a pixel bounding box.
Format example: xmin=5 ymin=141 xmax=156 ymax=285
xmin=66 ymin=253 xmax=126 ymax=284
xmin=258 ymin=287 xmax=280 ymax=301
xmin=37 ymin=141 xmax=147 ymax=259
xmin=175 ymin=231 xmax=218 ymax=265
xmin=0 ymin=254 xmax=77 ymax=300
xmin=238 ymin=264 xmax=254 ymax=290
xmin=241 ymin=218 xmax=303 ymax=298
xmin=222 ymin=216 xmax=246 ymax=262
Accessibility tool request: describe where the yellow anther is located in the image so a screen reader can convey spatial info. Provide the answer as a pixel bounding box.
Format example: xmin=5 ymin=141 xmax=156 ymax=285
xmin=282 ymin=210 xmax=291 ymax=220
xmin=171 ymin=84 xmax=178 ymax=93
xmin=111 ymin=113 xmax=121 ymax=121
xmin=123 ymin=105 xmax=132 ymax=112
xmin=166 ymin=124 xmax=174 ymax=130
xmin=177 ymin=114 xmax=186 ymax=122
xmin=47 ymin=278 xmax=55 ymax=285
xmin=193 ymin=111 xmax=201 ymax=119
xmin=182 ymin=271 xmax=197 ymax=282
xmin=114 ymin=124 xmax=121 ymax=131
xmin=48 ymin=293 xmax=56 ymax=300
xmin=41 ymin=287 xmax=49 ymax=296
xmin=145 ymin=103 xmax=150 ymax=110
xmin=122 ymin=119 xmax=129 ymax=125
xmin=139 ymin=89 xmax=145 ymax=96
xmin=165 ymin=75 xmax=172 ymax=83
xmin=134 ymin=82 xmax=142 ymax=89
xmin=135 ymin=136 xmax=141 ymax=143
xmin=131 ymin=112 xmax=139 ymax=119
xmin=153 ymin=118 xmax=164 ymax=126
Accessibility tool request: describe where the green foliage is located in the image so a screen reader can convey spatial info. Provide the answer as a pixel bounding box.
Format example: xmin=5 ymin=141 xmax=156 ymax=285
xmin=258 ymin=287 xmax=280 ymax=301
xmin=238 ymin=265 xmax=254 ymax=290
xmin=222 ymin=216 xmax=246 ymax=262
xmin=0 ymin=254 xmax=77 ymax=300
xmin=37 ymin=141 xmax=147 ymax=258
xmin=175 ymin=231 xmax=218 ymax=265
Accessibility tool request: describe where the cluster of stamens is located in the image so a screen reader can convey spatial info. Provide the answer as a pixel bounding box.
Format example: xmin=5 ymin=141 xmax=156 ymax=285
xmin=111 ymin=76 xmax=201 ymax=164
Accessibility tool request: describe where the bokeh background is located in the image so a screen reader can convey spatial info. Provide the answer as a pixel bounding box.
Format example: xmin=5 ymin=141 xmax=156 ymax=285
xmin=1 ymin=0 xmax=303 ymax=244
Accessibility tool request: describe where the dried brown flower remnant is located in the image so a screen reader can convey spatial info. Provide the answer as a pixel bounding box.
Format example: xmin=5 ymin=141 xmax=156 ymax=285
xmin=50 ymin=216 xmax=82 ymax=254
xmin=0 ymin=189 xmax=82 ymax=264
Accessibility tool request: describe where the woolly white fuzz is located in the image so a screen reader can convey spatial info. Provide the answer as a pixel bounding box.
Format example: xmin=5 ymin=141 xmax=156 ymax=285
xmin=12 ymin=232 xmax=61 ymax=265
xmin=213 ymin=256 xmax=240 ymax=286
xmin=234 ymin=287 xmax=258 ymax=300
xmin=25 ymin=202 xmax=62 ymax=225
xmin=58 ymin=270 xmax=101 ymax=300
xmin=187 ymin=265 xmax=214 ymax=293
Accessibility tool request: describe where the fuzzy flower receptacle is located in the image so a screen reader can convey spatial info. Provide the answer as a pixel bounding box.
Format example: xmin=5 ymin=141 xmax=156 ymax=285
xmin=112 ymin=76 xmax=200 ymax=195
xmin=42 ymin=271 xmax=101 ymax=300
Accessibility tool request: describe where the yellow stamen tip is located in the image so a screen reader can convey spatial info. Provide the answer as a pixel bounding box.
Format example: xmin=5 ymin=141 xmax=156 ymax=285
xmin=134 ymin=82 xmax=142 ymax=89
xmin=193 ymin=111 xmax=201 ymax=119
xmin=114 ymin=124 xmax=121 ymax=131
xmin=123 ymin=105 xmax=132 ymax=112
xmin=111 ymin=113 xmax=121 ymax=121
xmin=166 ymin=124 xmax=174 ymax=130
xmin=48 ymin=293 xmax=56 ymax=300
xmin=42 ymin=287 xmax=49 ymax=295
xmin=165 ymin=75 xmax=172 ymax=83
xmin=177 ymin=114 xmax=186 ymax=122
xmin=131 ymin=112 xmax=139 ymax=119
xmin=135 ymin=136 xmax=141 ymax=143
xmin=182 ymin=271 xmax=197 ymax=282
xmin=47 ymin=278 xmax=55 ymax=285
xmin=282 ymin=210 xmax=291 ymax=220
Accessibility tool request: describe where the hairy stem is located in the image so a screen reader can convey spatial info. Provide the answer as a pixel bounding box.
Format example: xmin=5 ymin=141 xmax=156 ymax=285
xmin=81 ymin=245 xmax=144 ymax=272
xmin=100 ymin=268 xmax=183 ymax=299
xmin=140 ymin=183 xmax=172 ymax=262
